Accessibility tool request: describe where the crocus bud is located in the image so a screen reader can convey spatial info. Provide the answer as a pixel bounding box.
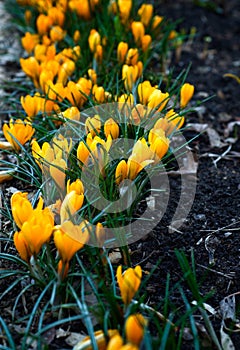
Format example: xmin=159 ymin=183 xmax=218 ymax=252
xmin=180 ymin=83 xmax=194 ymax=108
xmin=125 ymin=314 xmax=147 ymax=345
xmin=131 ymin=21 xmax=145 ymax=45
xmin=138 ymin=3 xmax=153 ymax=27
xmin=117 ymin=41 xmax=128 ymax=64
xmin=104 ymin=118 xmax=119 ymax=139
xmin=116 ymin=265 xmax=142 ymax=304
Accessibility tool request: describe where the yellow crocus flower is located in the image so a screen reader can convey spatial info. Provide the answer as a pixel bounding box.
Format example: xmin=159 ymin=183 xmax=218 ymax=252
xmin=180 ymin=83 xmax=194 ymax=108
xmin=104 ymin=118 xmax=119 ymax=139
xmin=116 ymin=265 xmax=142 ymax=304
xmin=125 ymin=314 xmax=147 ymax=345
xmin=138 ymin=3 xmax=153 ymax=27
xmin=3 ymin=119 xmax=35 ymax=151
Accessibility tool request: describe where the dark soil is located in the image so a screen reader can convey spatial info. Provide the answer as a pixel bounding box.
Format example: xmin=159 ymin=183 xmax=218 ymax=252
xmin=132 ymin=0 xmax=240 ymax=348
xmin=1 ymin=0 xmax=240 ymax=349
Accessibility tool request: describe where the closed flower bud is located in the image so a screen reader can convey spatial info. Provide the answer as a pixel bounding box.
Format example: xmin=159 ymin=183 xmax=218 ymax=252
xmin=77 ymin=141 xmax=90 ymax=165
xmin=36 ymin=14 xmax=53 ymax=35
xmin=180 ymin=83 xmax=194 ymax=108
xmin=115 ymin=160 xmax=128 ymax=185
xmin=20 ymin=94 xmax=43 ymax=118
xmin=141 ymin=34 xmax=152 ymax=52
xmin=126 ymin=48 xmax=139 ymax=66
xmin=131 ymin=21 xmax=145 ymax=45
xmin=104 ymin=118 xmax=119 ymax=139
xmin=88 ymin=29 xmax=101 ymax=52
xmin=118 ymin=0 xmax=132 ymax=24
xmin=152 ymin=15 xmax=163 ymax=30
xmin=138 ymin=4 xmax=153 ymax=27
xmin=49 ymin=157 xmax=67 ymax=191
xmin=116 ymin=265 xmax=142 ymax=304
xmin=117 ymin=42 xmax=128 ymax=64
xmin=88 ymin=68 xmax=97 ymax=84
xmin=73 ymin=29 xmax=81 ymax=43
xmin=92 ymin=85 xmax=105 ymax=103
xmin=94 ymin=44 xmax=103 ymax=64
xmin=125 ymin=314 xmax=147 ymax=345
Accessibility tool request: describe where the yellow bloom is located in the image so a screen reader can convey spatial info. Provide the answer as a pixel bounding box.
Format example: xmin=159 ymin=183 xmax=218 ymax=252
xmin=49 ymin=157 xmax=67 ymax=191
xmin=20 ymin=94 xmax=43 ymax=119
xmin=130 ymin=104 xmax=148 ymax=125
xmin=122 ymin=64 xmax=139 ymax=91
xmin=141 ymin=34 xmax=152 ymax=52
xmin=125 ymin=314 xmax=147 ymax=345
xmin=126 ymin=48 xmax=139 ymax=66
xmin=116 ymin=265 xmax=142 ymax=304
xmin=92 ymin=85 xmax=105 ymax=103
xmin=118 ymin=93 xmax=134 ymax=106
xmin=3 ymin=119 xmax=35 ymax=151
xmin=94 ymin=44 xmax=103 ymax=64
xmin=13 ymin=231 xmax=31 ymax=262
xmin=60 ymin=179 xmax=84 ymax=223
xmin=47 ymin=6 xmax=65 ymax=26
xmin=73 ymin=29 xmax=81 ymax=43
xmin=88 ymin=29 xmax=101 ymax=52
xmin=54 ymin=220 xmax=90 ymax=262
xmin=11 ymin=192 xmax=38 ymax=229
xmin=115 ymin=159 xmax=128 ymax=185
xmin=117 ymin=42 xmax=128 ymax=64
xmin=76 ymin=330 xmax=119 ymax=350
xmin=60 ymin=190 xmax=84 ymax=223
xmin=21 ymin=32 xmax=39 ymax=54
xmin=147 ymin=89 xmax=169 ymax=111
xmin=85 ymin=114 xmax=101 ymax=136
xmin=32 ymin=140 xmax=54 ymax=170
xmin=57 ymin=60 xmax=75 ymax=85
xmin=138 ymin=4 xmax=153 ymax=27
xmin=50 ymin=25 xmax=66 ymax=42
xmin=180 ymin=83 xmax=194 ymax=108
xmin=20 ymin=57 xmax=41 ymax=87
xmin=152 ymin=15 xmax=163 ymax=30
xmin=65 ymin=79 xmax=92 ymax=107
xmin=20 ymin=208 xmax=54 ymax=256
xmin=106 ymin=333 xmax=124 ymax=349
xmin=166 ymin=109 xmax=185 ymax=130
xmin=61 ymin=106 xmax=80 ymax=121
xmin=137 ymin=80 xmax=155 ymax=105
xmin=77 ymin=140 xmax=90 ymax=165
xmin=149 ymin=129 xmax=169 ymax=160
xmin=36 ymin=14 xmax=53 ymax=35
xmin=118 ymin=0 xmax=132 ymax=24
xmin=104 ymin=118 xmax=119 ymax=139
xmin=131 ymin=21 xmax=145 ymax=45
xmin=88 ymin=68 xmax=97 ymax=84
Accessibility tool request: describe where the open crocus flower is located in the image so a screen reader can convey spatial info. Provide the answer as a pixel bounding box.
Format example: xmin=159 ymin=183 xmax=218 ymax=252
xmin=147 ymin=89 xmax=169 ymax=112
xmin=11 ymin=193 xmax=54 ymax=262
xmin=11 ymin=192 xmax=43 ymax=229
xmin=54 ymin=220 xmax=90 ymax=279
xmin=2 ymin=119 xmax=35 ymax=151
xmin=115 ymin=138 xmax=154 ymax=184
xmin=116 ymin=265 xmax=142 ymax=305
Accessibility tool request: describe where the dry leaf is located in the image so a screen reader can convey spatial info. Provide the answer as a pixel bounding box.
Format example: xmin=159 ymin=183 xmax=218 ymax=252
xmin=220 ymin=324 xmax=235 ymax=350
xmin=65 ymin=332 xmax=86 ymax=346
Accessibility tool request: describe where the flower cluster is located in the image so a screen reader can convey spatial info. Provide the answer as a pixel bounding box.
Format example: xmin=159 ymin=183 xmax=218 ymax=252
xmin=0 ymin=0 xmax=197 ymax=348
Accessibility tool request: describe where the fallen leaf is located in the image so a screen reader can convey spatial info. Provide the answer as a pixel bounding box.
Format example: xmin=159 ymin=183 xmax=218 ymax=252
xmin=220 ymin=324 xmax=235 ymax=350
